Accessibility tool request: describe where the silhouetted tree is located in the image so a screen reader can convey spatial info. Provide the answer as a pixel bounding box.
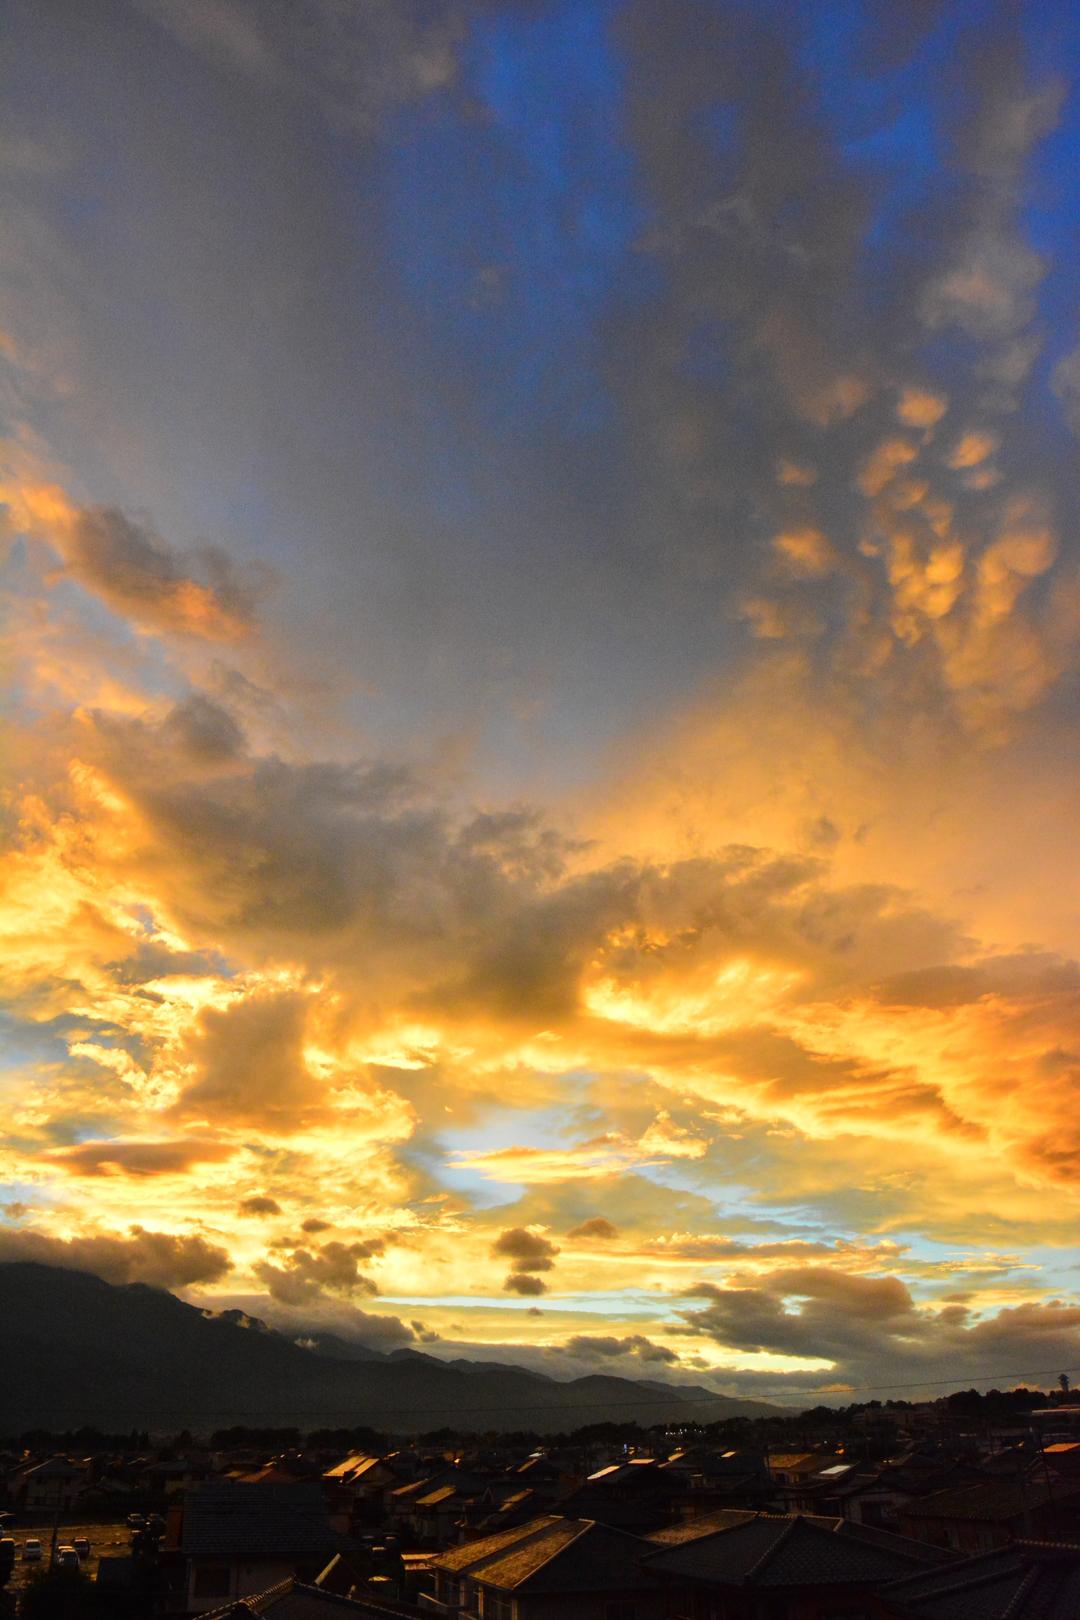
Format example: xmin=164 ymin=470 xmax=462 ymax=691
xmin=18 ymin=1569 xmax=110 ymax=1620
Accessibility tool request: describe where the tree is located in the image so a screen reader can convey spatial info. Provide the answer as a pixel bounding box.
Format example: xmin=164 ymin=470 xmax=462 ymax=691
xmin=18 ymin=1569 xmax=110 ymax=1620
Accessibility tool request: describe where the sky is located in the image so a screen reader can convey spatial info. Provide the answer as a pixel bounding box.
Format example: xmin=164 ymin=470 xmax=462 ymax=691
xmin=3 ymin=0 xmax=1080 ymax=1411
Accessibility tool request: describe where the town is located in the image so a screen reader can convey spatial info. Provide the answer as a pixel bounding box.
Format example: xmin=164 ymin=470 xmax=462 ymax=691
xmin=2 ymin=1387 xmax=1080 ymax=1618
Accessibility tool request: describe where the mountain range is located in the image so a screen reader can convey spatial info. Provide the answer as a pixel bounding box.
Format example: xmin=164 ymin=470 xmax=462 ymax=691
xmin=0 ymin=1262 xmax=778 ymax=1436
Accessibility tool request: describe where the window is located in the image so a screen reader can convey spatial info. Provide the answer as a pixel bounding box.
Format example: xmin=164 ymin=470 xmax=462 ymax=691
xmin=192 ymin=1565 xmax=231 ymax=1598
xmin=484 ymin=1590 xmax=514 ymax=1620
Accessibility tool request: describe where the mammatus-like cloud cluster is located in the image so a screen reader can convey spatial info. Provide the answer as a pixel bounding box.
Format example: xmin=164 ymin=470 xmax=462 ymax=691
xmin=2 ymin=0 xmax=1080 ymax=1399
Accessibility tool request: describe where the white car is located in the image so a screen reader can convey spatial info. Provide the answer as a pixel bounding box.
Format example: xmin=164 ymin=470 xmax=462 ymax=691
xmin=22 ymin=1538 xmax=43 ymax=1562
xmin=55 ymin=1545 xmax=80 ymax=1570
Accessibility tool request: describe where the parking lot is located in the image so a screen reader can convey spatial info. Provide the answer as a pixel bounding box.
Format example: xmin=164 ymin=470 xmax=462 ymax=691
xmin=3 ymin=1522 xmax=133 ymax=1594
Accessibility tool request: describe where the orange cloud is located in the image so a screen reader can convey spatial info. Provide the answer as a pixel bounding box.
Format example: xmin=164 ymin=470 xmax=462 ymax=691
xmin=2 ymin=463 xmax=264 ymax=640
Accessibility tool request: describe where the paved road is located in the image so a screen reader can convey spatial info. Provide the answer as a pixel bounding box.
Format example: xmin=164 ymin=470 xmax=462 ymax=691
xmin=4 ymin=1522 xmax=132 ymax=1593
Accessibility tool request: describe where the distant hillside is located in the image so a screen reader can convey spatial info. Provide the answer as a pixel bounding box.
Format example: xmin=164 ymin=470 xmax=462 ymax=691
xmin=0 ymin=1263 xmax=778 ymax=1435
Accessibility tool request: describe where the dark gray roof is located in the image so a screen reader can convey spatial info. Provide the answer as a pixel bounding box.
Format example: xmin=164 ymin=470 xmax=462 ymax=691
xmin=182 ymin=1483 xmax=342 ymax=1559
xmin=433 ymin=1516 xmax=565 ymax=1574
xmin=436 ymin=1516 xmax=646 ymax=1593
xmin=476 ymin=1520 xmax=648 ymax=1593
xmin=204 ymin=1576 xmax=407 ymax=1617
xmin=882 ymin=1541 xmax=1080 ymax=1619
xmin=646 ymin=1512 xmax=837 ymax=1546
xmin=645 ymin=1513 xmax=947 ymax=1590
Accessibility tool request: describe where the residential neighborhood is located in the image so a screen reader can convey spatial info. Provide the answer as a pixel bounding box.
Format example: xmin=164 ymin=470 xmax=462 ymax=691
xmin=2 ymin=1392 xmax=1079 ymax=1617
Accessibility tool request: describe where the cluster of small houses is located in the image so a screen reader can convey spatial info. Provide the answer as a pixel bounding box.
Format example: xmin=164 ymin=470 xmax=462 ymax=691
xmin=3 ymin=1407 xmax=1080 ymax=1618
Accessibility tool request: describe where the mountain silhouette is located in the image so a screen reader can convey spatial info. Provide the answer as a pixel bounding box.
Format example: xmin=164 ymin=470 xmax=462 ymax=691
xmin=0 ymin=1263 xmax=777 ymax=1434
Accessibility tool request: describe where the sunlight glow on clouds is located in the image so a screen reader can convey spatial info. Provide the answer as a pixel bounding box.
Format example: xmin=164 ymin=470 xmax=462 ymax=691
xmin=2 ymin=0 xmax=1080 ymax=1400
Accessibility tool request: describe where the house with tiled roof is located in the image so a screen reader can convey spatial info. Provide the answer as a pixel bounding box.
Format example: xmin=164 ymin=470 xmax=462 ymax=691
xmin=557 ymin=1459 xmax=685 ymax=1535
xmin=8 ymin=1454 xmax=88 ymax=1511
xmin=203 ymin=1574 xmax=413 ymax=1617
xmin=877 ymin=1538 xmax=1080 ymax=1619
xmin=323 ymin=1454 xmax=411 ymax=1518
xmin=170 ymin=1482 xmax=346 ymax=1614
xmin=898 ymin=1478 xmax=1080 ymax=1553
xmin=643 ymin=1511 xmax=956 ymax=1620
xmin=429 ymin=1515 xmax=663 ymax=1620
xmin=766 ymin=1454 xmax=831 ymax=1488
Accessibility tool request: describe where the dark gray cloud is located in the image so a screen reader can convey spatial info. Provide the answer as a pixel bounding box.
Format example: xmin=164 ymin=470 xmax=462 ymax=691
xmin=253 ymin=1238 xmax=383 ymax=1305
xmin=0 ymin=1224 xmax=231 ymax=1288
xmin=679 ymin=1269 xmax=1080 ymax=1394
xmin=561 ymin=1333 xmax=678 ymax=1365
xmin=238 ymin=1196 xmax=282 ymax=1217
xmin=491 ymin=1227 xmax=559 ymax=1272
xmin=41 ymin=1138 xmax=236 ymax=1177
xmin=494 ymin=1227 xmax=559 ymax=1299
xmin=177 ymin=990 xmax=318 ymax=1127
xmin=566 ymin=1217 xmax=619 ymax=1241
xmin=504 ymin=1271 xmax=546 ymax=1297
xmin=52 ymin=504 xmax=267 ymax=639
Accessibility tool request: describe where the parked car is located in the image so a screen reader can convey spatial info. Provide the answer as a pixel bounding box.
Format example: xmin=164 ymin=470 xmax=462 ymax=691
xmin=55 ymin=1546 xmax=80 ymax=1570
xmin=22 ymin=1539 xmax=43 ymax=1562
xmin=72 ymin=1537 xmax=91 ymax=1559
xmin=126 ymin=1513 xmax=146 ymax=1530
xmin=0 ymin=1536 xmax=16 ymax=1572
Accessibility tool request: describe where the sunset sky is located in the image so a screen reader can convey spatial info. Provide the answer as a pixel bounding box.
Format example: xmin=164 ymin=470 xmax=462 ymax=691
xmin=4 ymin=0 xmax=1080 ymax=1408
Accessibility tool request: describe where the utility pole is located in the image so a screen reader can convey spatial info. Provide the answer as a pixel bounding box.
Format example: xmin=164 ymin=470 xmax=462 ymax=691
xmin=48 ymin=1499 xmax=60 ymax=1568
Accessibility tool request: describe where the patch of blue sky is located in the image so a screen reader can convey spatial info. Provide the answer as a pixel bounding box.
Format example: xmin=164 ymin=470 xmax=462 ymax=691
xmin=798 ymin=0 xmax=977 ymax=140
xmin=1018 ymin=24 xmax=1080 ymax=390
xmin=401 ymin=1141 xmax=520 ymax=1208
xmin=1013 ymin=1244 xmax=1080 ymax=1288
xmin=877 ymin=1230 xmax=1038 ymax=1298
xmin=4 ymin=565 xmax=182 ymax=713
xmin=0 ymin=1012 xmax=73 ymax=1076
xmin=383 ymin=1289 xmax=669 ymax=1316
xmin=407 ymin=1081 xmax=613 ymax=1204
xmin=842 ymin=103 xmax=942 ymax=256
xmin=794 ymin=0 xmax=965 ymax=266
xmin=33 ymin=1112 xmax=117 ymax=1148
xmin=0 ymin=1182 xmax=53 ymax=1215
xmin=380 ymin=0 xmax=649 ymax=437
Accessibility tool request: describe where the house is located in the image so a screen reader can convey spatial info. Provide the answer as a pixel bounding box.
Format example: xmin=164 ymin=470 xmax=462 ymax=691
xmin=414 ymin=1484 xmax=471 ymax=1546
xmin=169 ymin=1482 xmax=345 ymax=1614
xmin=1029 ymin=1407 xmax=1080 ymax=1444
xmin=466 ymin=1489 xmax=542 ymax=1539
xmin=323 ymin=1455 xmax=406 ymax=1511
xmin=660 ymin=1451 xmax=772 ymax=1518
xmin=877 ymin=1538 xmax=1080 ymax=1618
xmin=8 ymin=1456 xmax=88 ymax=1511
xmin=141 ymin=1458 xmax=215 ymax=1499
xmin=645 ymin=1511 xmax=761 ymax=1548
xmin=387 ymin=1478 xmax=436 ymax=1535
xmin=203 ymin=1576 xmax=410 ymax=1616
xmin=316 ymin=1544 xmax=434 ymax=1606
xmin=898 ymin=1477 xmax=1080 ymax=1552
xmin=557 ymin=1460 xmax=684 ymax=1535
xmin=644 ymin=1512 xmax=956 ymax=1620
xmin=766 ymin=1454 xmax=832 ymax=1492
xmin=1042 ymin=1441 xmax=1080 ymax=1479
xmin=505 ymin=1457 xmax=581 ymax=1505
xmin=429 ymin=1515 xmax=663 ymax=1620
